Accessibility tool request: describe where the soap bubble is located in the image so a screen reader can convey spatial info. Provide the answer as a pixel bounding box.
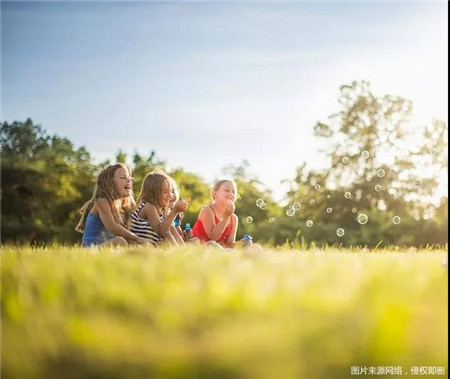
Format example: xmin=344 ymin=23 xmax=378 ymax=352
xmin=351 ymin=207 xmax=358 ymax=213
xmin=326 ymin=207 xmax=333 ymax=213
xmin=429 ymin=147 xmax=437 ymax=154
xmin=314 ymin=184 xmax=321 ymax=190
xmin=374 ymin=184 xmax=382 ymax=192
xmin=256 ymin=198 xmax=264 ymax=207
xmin=414 ymin=180 xmax=421 ymax=188
xmin=342 ymin=157 xmax=349 ymax=164
xmin=392 ymin=216 xmax=401 ymax=224
xmin=268 ymin=217 xmax=275 ymax=223
xmin=357 ymin=213 xmax=369 ymax=224
xmin=293 ymin=203 xmax=301 ymax=210
xmin=326 ymin=194 xmax=331 ymax=199
xmin=309 ymin=199 xmax=315 ymax=204
xmin=259 ymin=203 xmax=267 ymax=210
xmin=246 ymin=216 xmax=254 ymax=224
xmin=344 ymin=191 xmax=352 ymax=199
xmin=377 ymin=169 xmax=385 ymax=177
xmin=361 ymin=151 xmax=370 ymax=159
xmin=306 ymin=220 xmax=314 ymax=227
xmin=336 ymin=228 xmax=345 ymax=237
xmin=286 ymin=208 xmax=295 ymax=217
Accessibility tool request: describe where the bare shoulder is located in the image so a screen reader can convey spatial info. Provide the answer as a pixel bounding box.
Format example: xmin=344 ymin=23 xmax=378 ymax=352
xmin=198 ymin=205 xmax=213 ymax=218
xmin=95 ymin=198 xmax=110 ymax=211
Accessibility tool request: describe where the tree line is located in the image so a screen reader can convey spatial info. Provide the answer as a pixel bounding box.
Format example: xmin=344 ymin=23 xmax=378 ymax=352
xmin=1 ymin=82 xmax=447 ymax=247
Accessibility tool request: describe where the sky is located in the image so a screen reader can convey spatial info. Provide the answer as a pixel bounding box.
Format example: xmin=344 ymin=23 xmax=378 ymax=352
xmin=1 ymin=1 xmax=448 ymax=201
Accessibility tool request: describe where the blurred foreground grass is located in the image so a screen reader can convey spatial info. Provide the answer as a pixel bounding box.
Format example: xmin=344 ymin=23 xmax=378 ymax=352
xmin=1 ymin=245 xmax=448 ymax=378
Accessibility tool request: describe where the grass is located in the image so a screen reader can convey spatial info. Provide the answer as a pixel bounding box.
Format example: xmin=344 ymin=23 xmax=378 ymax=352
xmin=1 ymin=245 xmax=448 ymax=378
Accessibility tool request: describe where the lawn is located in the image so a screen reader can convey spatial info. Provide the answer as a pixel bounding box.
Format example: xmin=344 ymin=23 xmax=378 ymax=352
xmin=1 ymin=245 xmax=448 ymax=378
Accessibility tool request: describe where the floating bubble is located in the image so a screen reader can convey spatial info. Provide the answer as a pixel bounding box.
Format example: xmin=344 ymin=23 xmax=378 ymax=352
xmin=361 ymin=151 xmax=370 ymax=159
xmin=336 ymin=228 xmax=345 ymax=237
xmin=377 ymin=169 xmax=385 ymax=177
xmin=429 ymin=147 xmax=437 ymax=154
xmin=342 ymin=157 xmax=349 ymax=164
xmin=256 ymin=198 xmax=264 ymax=207
xmin=392 ymin=216 xmax=401 ymax=224
xmin=306 ymin=220 xmax=314 ymax=227
xmin=326 ymin=207 xmax=333 ymax=213
xmin=268 ymin=217 xmax=275 ymax=223
xmin=260 ymin=203 xmax=267 ymax=210
xmin=352 ymin=207 xmax=358 ymax=213
xmin=326 ymin=194 xmax=331 ymax=199
xmin=314 ymin=184 xmax=321 ymax=190
xmin=344 ymin=191 xmax=352 ymax=199
xmin=374 ymin=184 xmax=382 ymax=192
xmin=357 ymin=213 xmax=369 ymax=224
xmin=286 ymin=208 xmax=295 ymax=217
xmin=309 ymin=199 xmax=315 ymax=204
xmin=246 ymin=216 xmax=254 ymax=224
xmin=293 ymin=203 xmax=301 ymax=210
xmin=414 ymin=180 xmax=421 ymax=188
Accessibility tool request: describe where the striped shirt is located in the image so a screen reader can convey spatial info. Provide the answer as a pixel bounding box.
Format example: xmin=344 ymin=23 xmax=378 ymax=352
xmin=130 ymin=202 xmax=163 ymax=245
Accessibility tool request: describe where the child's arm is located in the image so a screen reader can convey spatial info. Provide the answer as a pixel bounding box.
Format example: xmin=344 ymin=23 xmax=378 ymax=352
xmin=96 ymin=199 xmax=147 ymax=243
xmin=141 ymin=201 xmax=187 ymax=237
xmin=170 ymin=225 xmax=186 ymax=245
xmin=200 ymin=203 xmax=235 ymax=242
xmin=224 ymin=214 xmax=238 ymax=248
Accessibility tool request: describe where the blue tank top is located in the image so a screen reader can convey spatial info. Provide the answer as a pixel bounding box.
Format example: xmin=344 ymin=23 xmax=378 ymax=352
xmin=82 ymin=212 xmax=116 ymax=246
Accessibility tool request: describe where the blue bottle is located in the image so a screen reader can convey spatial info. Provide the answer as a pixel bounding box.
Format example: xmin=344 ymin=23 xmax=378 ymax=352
xmin=243 ymin=234 xmax=252 ymax=247
xmin=185 ymin=223 xmax=193 ymax=239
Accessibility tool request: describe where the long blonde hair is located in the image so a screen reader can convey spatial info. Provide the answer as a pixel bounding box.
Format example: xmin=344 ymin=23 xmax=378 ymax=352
xmin=75 ymin=163 xmax=135 ymax=233
xmin=136 ymin=170 xmax=172 ymax=211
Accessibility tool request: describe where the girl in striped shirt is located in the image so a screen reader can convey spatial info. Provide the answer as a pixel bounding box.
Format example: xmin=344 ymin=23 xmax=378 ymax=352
xmin=131 ymin=170 xmax=188 ymax=246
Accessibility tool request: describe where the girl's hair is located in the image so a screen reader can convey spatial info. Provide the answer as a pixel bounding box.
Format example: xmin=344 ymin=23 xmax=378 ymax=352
xmin=211 ymin=179 xmax=239 ymax=200
xmin=136 ymin=170 xmax=173 ymax=210
xmin=170 ymin=177 xmax=181 ymax=203
xmin=75 ymin=163 xmax=135 ymax=233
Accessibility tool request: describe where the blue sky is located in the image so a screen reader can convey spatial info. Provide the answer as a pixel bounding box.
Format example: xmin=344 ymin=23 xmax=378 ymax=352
xmin=2 ymin=1 xmax=448 ymax=201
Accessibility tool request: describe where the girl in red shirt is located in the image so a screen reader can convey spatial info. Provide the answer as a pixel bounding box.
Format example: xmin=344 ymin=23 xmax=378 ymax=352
xmin=192 ymin=179 xmax=249 ymax=249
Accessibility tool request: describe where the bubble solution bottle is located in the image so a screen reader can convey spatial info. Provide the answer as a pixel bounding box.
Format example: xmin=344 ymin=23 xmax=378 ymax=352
xmin=243 ymin=234 xmax=252 ymax=248
xmin=185 ymin=223 xmax=193 ymax=239
xmin=173 ymin=214 xmax=181 ymax=227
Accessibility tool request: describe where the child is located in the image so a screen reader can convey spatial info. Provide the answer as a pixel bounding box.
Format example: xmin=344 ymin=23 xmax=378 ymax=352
xmin=76 ymin=163 xmax=148 ymax=247
xmin=192 ymin=179 xmax=242 ymax=248
xmin=130 ymin=170 xmax=188 ymax=246
xmin=169 ymin=178 xmax=200 ymax=244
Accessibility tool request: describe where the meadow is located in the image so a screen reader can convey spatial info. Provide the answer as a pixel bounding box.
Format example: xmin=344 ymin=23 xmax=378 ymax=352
xmin=1 ymin=245 xmax=448 ymax=378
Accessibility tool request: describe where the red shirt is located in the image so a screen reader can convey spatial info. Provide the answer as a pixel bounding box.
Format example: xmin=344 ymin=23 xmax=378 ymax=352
xmin=192 ymin=206 xmax=233 ymax=245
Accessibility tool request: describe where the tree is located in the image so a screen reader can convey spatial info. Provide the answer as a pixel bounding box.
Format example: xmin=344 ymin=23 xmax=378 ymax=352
xmin=284 ymin=81 xmax=448 ymax=246
xmin=1 ymin=119 xmax=97 ymax=244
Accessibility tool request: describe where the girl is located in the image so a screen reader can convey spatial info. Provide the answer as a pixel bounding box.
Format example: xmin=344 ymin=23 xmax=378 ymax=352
xmin=192 ymin=179 xmax=240 ymax=248
xmin=130 ymin=170 xmax=188 ymax=246
xmin=169 ymin=178 xmax=199 ymax=244
xmin=76 ymin=163 xmax=148 ymax=247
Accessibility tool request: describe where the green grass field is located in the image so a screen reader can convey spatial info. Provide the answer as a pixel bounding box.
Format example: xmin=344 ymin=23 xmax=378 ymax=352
xmin=1 ymin=245 xmax=448 ymax=378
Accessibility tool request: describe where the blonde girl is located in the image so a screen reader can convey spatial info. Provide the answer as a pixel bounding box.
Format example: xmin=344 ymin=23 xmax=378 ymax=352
xmin=76 ymin=163 xmax=148 ymax=247
xmin=191 ymin=179 xmax=239 ymax=248
xmin=130 ymin=170 xmax=188 ymax=246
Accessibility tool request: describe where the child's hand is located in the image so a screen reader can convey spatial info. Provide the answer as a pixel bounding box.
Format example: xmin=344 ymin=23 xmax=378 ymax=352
xmin=173 ymin=199 xmax=188 ymax=213
xmin=135 ymin=236 xmax=149 ymax=244
xmin=224 ymin=201 xmax=235 ymax=217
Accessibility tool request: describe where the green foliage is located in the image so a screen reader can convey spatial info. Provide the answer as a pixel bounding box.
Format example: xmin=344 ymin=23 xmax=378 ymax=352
xmin=1 ymin=119 xmax=98 ymax=244
xmin=1 ymin=80 xmax=448 ymax=247
xmin=1 ymin=246 xmax=447 ymax=378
